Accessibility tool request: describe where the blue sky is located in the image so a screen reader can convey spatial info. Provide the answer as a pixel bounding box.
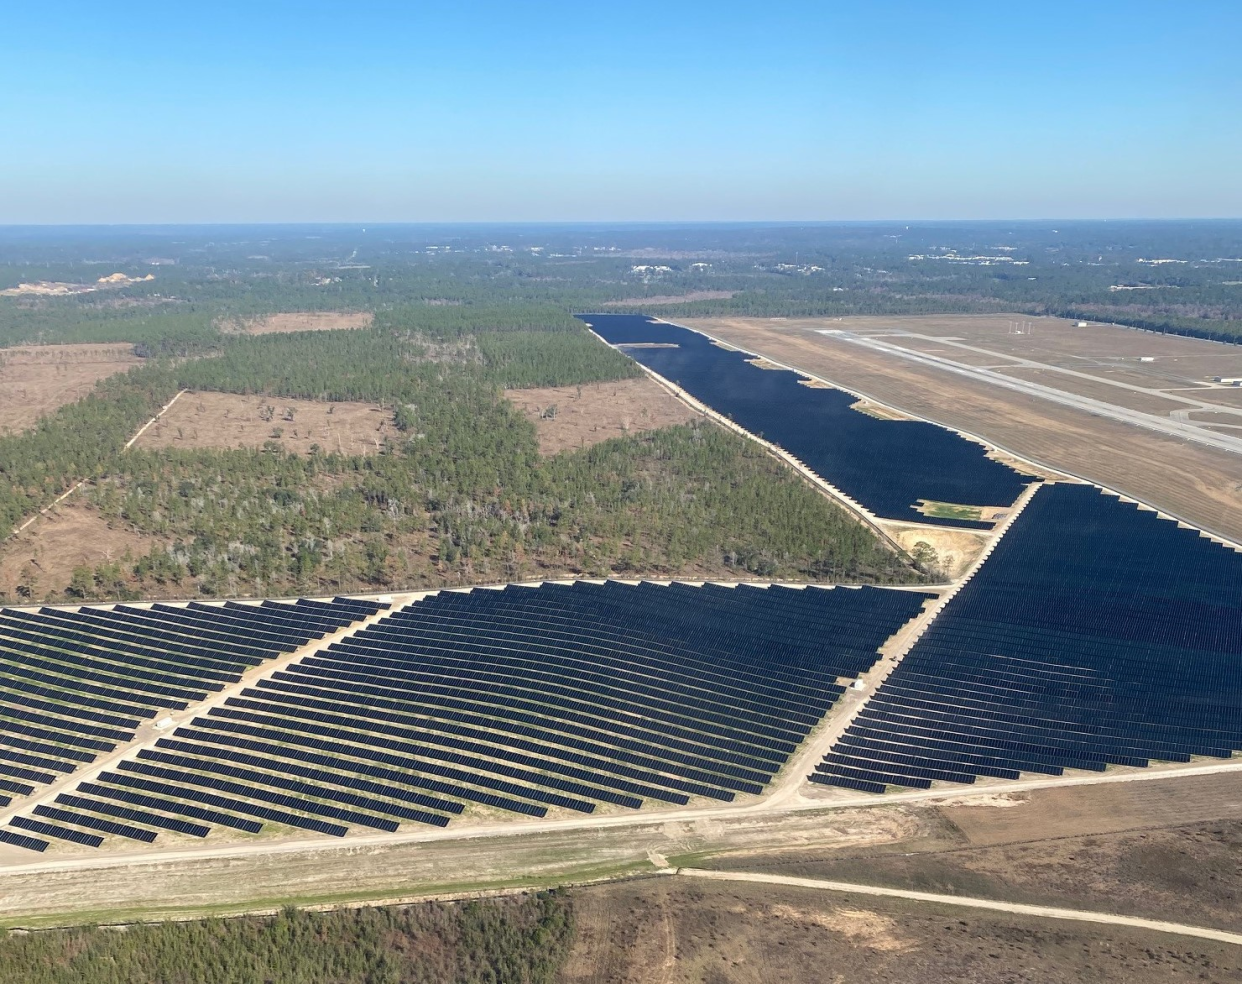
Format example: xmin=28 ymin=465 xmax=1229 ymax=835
xmin=1 ymin=1 xmax=1239 ymax=222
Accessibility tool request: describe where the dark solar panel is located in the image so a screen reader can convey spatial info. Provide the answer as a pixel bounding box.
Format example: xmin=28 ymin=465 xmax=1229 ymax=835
xmin=32 ymin=805 xmax=157 ymax=843
xmin=10 ymin=814 xmax=103 ymax=847
xmin=68 ymin=580 xmax=928 ymax=830
xmin=579 ymin=314 xmax=1035 ymax=525
xmin=56 ymin=793 xmax=210 ymax=838
xmin=0 ymin=594 xmax=375 ymax=796
xmin=813 ymin=483 xmax=1242 ymax=792
xmin=0 ymin=827 xmax=48 ymax=852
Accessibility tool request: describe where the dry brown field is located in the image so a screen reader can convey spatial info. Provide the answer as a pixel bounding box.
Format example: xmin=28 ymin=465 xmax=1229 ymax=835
xmin=0 ymin=343 xmax=141 ymax=433
xmin=235 ymin=311 xmax=373 ymax=334
xmin=682 ymin=317 xmax=1242 ymax=544
xmin=707 ymin=772 xmax=1242 ymax=937
xmin=505 ymin=377 xmax=699 ymax=455
xmin=1196 ymin=387 xmax=1242 ymax=407
xmin=1192 ymin=410 xmax=1242 ymax=425
xmin=134 ymin=392 xmax=394 ymax=456
xmin=0 ymin=503 xmax=156 ymax=599
xmin=823 ymin=313 xmax=1242 ymax=382
xmin=992 ymin=366 xmax=1194 ymax=414
xmin=563 ymin=877 xmax=1242 ymax=983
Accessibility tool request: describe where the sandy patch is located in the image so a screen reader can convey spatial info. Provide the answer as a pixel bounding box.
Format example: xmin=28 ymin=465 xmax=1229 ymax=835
xmin=505 ymin=377 xmax=698 ymax=455
xmin=936 ymin=792 xmax=1028 ymax=809
xmin=133 ymin=392 xmax=394 ymax=456
xmin=0 ymin=343 xmax=142 ymax=433
xmin=851 ymin=399 xmax=917 ymax=420
xmin=769 ymin=903 xmax=912 ymax=952
xmin=0 ymin=503 xmax=156 ymax=599
xmin=234 ymin=312 xmax=373 ymax=334
xmin=885 ymin=524 xmax=990 ymax=579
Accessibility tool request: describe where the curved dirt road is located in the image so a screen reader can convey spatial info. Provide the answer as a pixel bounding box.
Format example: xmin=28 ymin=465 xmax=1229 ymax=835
xmin=677 ymin=868 xmax=1242 ymax=946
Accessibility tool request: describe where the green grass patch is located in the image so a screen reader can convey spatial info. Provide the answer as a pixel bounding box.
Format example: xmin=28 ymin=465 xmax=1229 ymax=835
xmin=916 ymin=500 xmax=986 ymax=521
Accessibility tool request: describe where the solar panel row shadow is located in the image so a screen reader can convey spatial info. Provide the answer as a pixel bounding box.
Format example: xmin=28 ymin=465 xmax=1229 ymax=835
xmin=814 ymin=483 xmax=1242 ymax=792
xmin=579 ymin=314 xmax=1036 ymax=526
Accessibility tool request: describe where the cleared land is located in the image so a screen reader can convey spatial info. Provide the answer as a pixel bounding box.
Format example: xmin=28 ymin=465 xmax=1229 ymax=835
xmin=683 ymin=316 xmax=1242 ymax=544
xmin=0 ymin=503 xmax=154 ymax=599
xmin=505 ymin=377 xmax=699 ymax=455
xmin=563 ymin=877 xmax=1242 ymax=983
xmin=0 ymin=808 xmax=918 ymax=927
xmin=235 ymin=311 xmax=373 ymax=334
xmin=705 ymin=772 xmax=1242 ymax=936
xmin=0 ymin=343 xmax=141 ymax=433
xmin=883 ymin=523 xmax=989 ymax=580
xmin=134 ymin=391 xmax=394 ymax=456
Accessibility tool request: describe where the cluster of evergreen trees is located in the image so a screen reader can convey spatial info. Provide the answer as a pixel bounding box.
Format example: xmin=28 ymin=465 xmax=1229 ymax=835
xmin=0 ymin=895 xmax=573 ymax=984
xmin=0 ymin=310 xmax=918 ymax=603
xmin=87 ymin=419 xmax=911 ymax=599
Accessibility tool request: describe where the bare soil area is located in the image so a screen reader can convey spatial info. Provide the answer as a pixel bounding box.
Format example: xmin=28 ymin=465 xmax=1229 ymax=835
xmin=0 ymin=503 xmax=157 ymax=598
xmin=684 ymin=317 xmax=1242 ymax=544
xmin=885 ymin=524 xmax=989 ymax=580
xmin=134 ymin=392 xmax=394 ymax=456
xmin=708 ymin=773 xmax=1242 ymax=935
xmin=506 ymin=377 xmax=699 ymax=455
xmin=1193 ymin=387 xmax=1242 ymax=408
xmin=0 ymin=343 xmax=141 ymax=433
xmin=234 ymin=311 xmax=373 ymax=334
xmin=561 ymin=877 xmax=1242 ymax=983
xmin=0 ymin=808 xmax=916 ymax=927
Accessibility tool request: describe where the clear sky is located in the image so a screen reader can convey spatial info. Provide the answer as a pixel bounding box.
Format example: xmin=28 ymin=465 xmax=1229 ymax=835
xmin=2 ymin=1 xmax=1239 ymax=223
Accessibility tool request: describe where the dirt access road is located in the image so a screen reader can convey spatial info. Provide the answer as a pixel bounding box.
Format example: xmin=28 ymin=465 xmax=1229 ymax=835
xmin=675 ymin=869 xmax=1242 ymax=946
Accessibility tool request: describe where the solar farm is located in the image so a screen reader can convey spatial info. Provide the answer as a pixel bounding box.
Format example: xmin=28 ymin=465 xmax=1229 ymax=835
xmin=0 ymin=582 xmax=933 ymax=853
xmin=814 ymin=482 xmax=1242 ymax=793
xmin=580 ymin=314 xmax=1038 ymax=528
xmin=3 ymin=310 xmax=1242 ymax=942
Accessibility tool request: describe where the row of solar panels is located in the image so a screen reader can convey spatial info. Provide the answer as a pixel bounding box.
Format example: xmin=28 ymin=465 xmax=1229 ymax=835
xmin=427 ymin=581 xmax=917 ymax=674
xmin=2 ymin=582 xmax=930 ymax=850
xmin=469 ymin=580 xmax=918 ymax=646
xmin=321 ymin=634 xmax=830 ymax=744
xmin=811 ymin=484 xmax=1242 ymax=794
xmin=0 ymin=596 xmax=388 ymax=846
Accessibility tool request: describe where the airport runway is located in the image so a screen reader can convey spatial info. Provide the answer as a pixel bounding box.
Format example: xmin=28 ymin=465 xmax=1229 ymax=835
xmin=822 ymin=330 xmax=1242 ymax=458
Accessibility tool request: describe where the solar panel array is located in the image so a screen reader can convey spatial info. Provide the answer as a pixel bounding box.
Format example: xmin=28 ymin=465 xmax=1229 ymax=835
xmin=812 ymin=483 xmax=1242 ymax=794
xmin=18 ymin=582 xmax=929 ymax=850
xmin=579 ymin=313 xmax=1036 ymax=527
xmin=0 ymin=596 xmax=386 ymax=852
